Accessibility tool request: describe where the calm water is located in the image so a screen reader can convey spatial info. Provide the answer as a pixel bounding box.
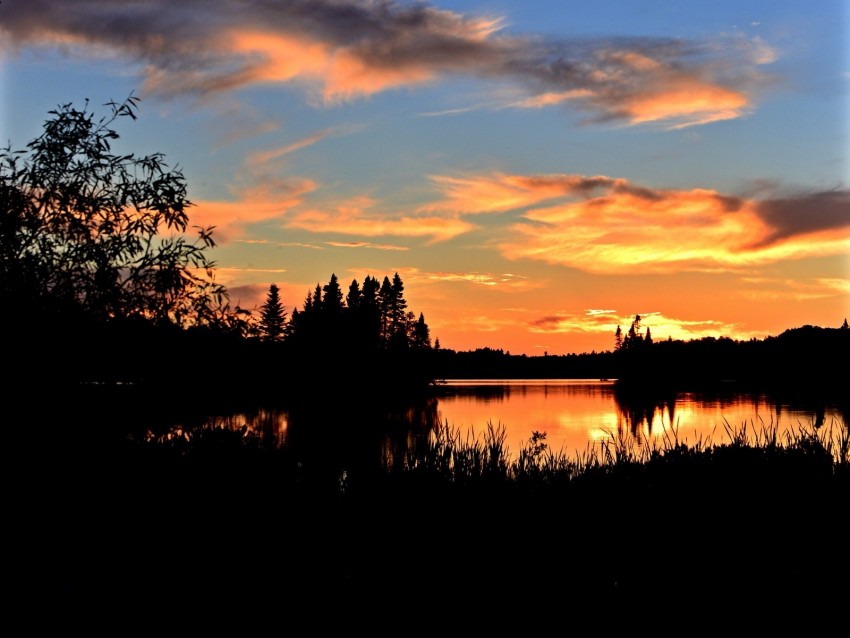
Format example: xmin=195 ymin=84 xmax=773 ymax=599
xmin=433 ymin=379 xmax=847 ymax=457
xmin=181 ymin=379 xmax=847 ymax=462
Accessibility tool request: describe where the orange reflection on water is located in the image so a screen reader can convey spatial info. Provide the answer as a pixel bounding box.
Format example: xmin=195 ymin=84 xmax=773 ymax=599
xmin=436 ymin=380 xmax=844 ymax=461
xmin=436 ymin=379 xmax=619 ymax=458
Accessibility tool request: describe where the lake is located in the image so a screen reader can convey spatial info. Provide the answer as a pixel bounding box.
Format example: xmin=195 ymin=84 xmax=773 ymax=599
xmin=170 ymin=378 xmax=848 ymax=465
xmin=433 ymin=379 xmax=847 ymax=457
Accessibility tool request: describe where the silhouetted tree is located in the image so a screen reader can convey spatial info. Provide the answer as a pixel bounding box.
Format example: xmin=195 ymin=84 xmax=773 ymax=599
xmin=842 ymin=318 xmax=848 ymax=329
xmin=0 ymin=93 xmax=230 ymax=328
xmin=358 ymin=275 xmax=382 ymax=346
xmin=390 ymin=272 xmax=408 ymax=333
xmin=361 ymin=275 xmax=379 ymax=311
xmin=286 ymin=307 xmax=300 ymax=338
xmin=311 ymin=283 xmax=323 ymax=313
xmin=287 ymin=287 xmax=316 ymax=340
xmin=411 ymin=312 xmax=431 ymax=349
xmin=322 ymin=273 xmax=344 ymax=316
xmin=615 ymin=325 xmax=623 ymax=351
xmin=622 ymin=315 xmax=643 ymax=350
xmin=346 ymin=278 xmax=361 ymax=311
xmin=645 ymin=326 xmax=652 ymax=346
xmin=378 ymin=275 xmax=393 ymax=342
xmin=259 ymin=283 xmax=286 ymax=341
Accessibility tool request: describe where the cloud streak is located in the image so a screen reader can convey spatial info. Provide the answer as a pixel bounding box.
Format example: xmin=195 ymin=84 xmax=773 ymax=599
xmin=528 ymin=309 xmax=757 ymax=343
xmin=191 ymin=177 xmax=318 ymax=240
xmin=325 ymin=241 xmax=408 ymax=251
xmin=2 ymin=0 xmax=774 ymax=127
xmin=245 ymin=130 xmax=334 ymax=167
xmin=284 ymin=200 xmax=475 ymax=242
xmin=212 ymin=167 xmax=848 ymax=258
xmin=427 ymin=172 xmax=850 ymax=274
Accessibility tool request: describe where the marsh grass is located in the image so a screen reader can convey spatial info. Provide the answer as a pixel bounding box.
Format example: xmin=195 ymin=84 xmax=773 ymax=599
xmin=34 ymin=412 xmax=848 ymax=617
xmin=394 ymin=416 xmax=848 ymax=493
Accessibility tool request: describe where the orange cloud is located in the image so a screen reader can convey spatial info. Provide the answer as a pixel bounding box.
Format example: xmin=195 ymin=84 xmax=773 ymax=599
xmin=190 ymin=177 xmax=317 ymax=241
xmin=471 ymin=175 xmax=850 ymax=274
xmin=430 ymin=313 xmax=522 ymax=334
xmin=325 ymin=241 xmax=409 ymax=251
xmin=511 ymin=89 xmax=594 ymax=109
xmin=228 ymin=30 xmax=436 ymax=103
xmin=212 ymin=267 xmax=289 ymax=287
xmin=413 ymin=271 xmax=537 ymax=290
xmin=1 ymin=1 xmax=774 ymax=127
xmin=622 ymin=80 xmax=749 ymax=128
xmin=738 ymin=277 xmax=850 ymax=302
xmin=285 ymin=200 xmax=474 ymax=243
xmin=423 ymin=173 xmax=618 ymax=213
xmin=528 ymin=310 xmax=756 ymax=343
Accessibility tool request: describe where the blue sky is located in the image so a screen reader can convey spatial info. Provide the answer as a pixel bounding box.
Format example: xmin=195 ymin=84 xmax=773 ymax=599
xmin=2 ymin=0 xmax=848 ymax=354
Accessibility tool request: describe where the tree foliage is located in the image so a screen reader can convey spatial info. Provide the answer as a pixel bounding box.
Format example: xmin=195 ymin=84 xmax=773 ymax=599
xmin=616 ymin=314 xmax=650 ymax=351
xmin=0 ymin=94 xmax=230 ymax=328
xmin=259 ymin=283 xmax=287 ymax=341
xmin=286 ymin=271 xmax=431 ymax=353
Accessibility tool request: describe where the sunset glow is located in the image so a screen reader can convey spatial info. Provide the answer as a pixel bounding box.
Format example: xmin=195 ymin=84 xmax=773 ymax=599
xmin=2 ymin=0 xmax=847 ymax=355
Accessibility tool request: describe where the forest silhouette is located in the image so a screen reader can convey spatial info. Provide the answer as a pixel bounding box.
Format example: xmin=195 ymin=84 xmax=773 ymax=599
xmin=4 ymin=95 xmax=848 ymax=621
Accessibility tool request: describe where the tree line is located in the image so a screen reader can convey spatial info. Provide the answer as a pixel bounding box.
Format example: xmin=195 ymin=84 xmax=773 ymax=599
xmin=254 ymin=272 xmax=432 ymax=353
xmin=3 ymin=94 xmax=846 ymax=403
xmin=0 ymin=94 xmax=439 ymax=401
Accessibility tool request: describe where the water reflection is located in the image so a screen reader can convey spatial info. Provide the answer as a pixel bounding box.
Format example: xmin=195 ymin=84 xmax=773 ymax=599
xmin=151 ymin=379 xmax=847 ymax=475
xmin=434 ymin=379 xmax=848 ymax=457
xmin=612 ymin=382 xmax=677 ymax=440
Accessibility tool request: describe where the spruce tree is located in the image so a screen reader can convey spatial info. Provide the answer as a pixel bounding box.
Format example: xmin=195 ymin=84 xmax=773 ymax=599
xmin=322 ymin=273 xmax=344 ymax=315
xmin=412 ymin=312 xmax=431 ymax=349
xmin=259 ymin=283 xmax=287 ymax=341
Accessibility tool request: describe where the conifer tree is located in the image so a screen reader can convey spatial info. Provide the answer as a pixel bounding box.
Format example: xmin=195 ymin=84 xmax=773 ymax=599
xmin=312 ymin=283 xmax=323 ymax=312
xmin=346 ymin=279 xmax=361 ymax=311
xmin=259 ymin=283 xmax=287 ymax=341
xmin=412 ymin=312 xmax=431 ymax=349
xmin=390 ymin=272 xmax=408 ymax=331
xmin=322 ymin=273 xmax=344 ymax=315
xmin=378 ymin=275 xmax=393 ymax=342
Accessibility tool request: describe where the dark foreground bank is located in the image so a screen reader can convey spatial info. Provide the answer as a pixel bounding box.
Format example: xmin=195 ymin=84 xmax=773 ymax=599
xmin=13 ymin=408 xmax=848 ymax=628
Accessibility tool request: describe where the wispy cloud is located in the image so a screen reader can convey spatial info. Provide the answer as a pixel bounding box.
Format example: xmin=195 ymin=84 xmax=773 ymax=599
xmin=444 ymin=173 xmax=850 ymax=274
xmin=235 ymin=239 xmax=325 ymax=250
xmin=191 ymin=177 xmax=318 ymax=240
xmin=738 ymin=276 xmax=850 ymax=302
xmin=245 ymin=129 xmax=334 ymax=167
xmin=430 ymin=313 xmax=521 ymax=333
xmin=353 ymin=266 xmax=538 ymax=292
xmin=285 ymin=199 xmax=475 ymax=243
xmin=209 ymin=267 xmax=289 ymax=287
xmin=423 ymin=172 xmax=629 ymax=213
xmin=2 ymin=0 xmax=775 ymax=127
xmin=325 ymin=241 xmax=408 ymax=251
xmin=529 ymin=309 xmax=756 ymax=342
xmin=243 ymin=169 xmax=849 ymax=258
xmin=414 ymin=270 xmax=536 ymax=290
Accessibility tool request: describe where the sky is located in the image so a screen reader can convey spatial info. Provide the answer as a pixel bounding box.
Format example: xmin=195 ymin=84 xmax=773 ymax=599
xmin=2 ymin=0 xmax=848 ymax=355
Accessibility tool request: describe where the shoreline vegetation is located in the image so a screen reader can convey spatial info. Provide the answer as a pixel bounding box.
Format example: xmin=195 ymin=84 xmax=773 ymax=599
xmin=26 ymin=407 xmax=849 ymax=618
xmin=5 ymin=96 xmax=848 ymax=619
